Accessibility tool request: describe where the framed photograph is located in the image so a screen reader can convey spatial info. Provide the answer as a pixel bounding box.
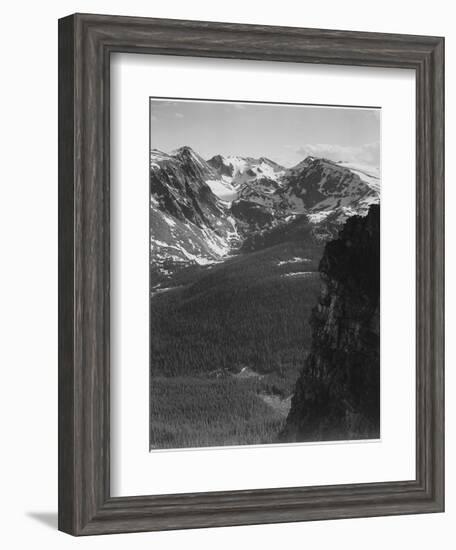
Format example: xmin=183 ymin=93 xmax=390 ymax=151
xmin=58 ymin=13 xmax=444 ymax=535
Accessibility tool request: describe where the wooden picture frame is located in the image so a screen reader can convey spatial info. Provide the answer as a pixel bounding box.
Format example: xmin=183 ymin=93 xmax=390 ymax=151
xmin=58 ymin=13 xmax=444 ymax=535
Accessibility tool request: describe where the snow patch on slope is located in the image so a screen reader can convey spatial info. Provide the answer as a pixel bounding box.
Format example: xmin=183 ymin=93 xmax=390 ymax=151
xmin=205 ymin=179 xmax=238 ymax=201
xmin=337 ymin=162 xmax=381 ymax=193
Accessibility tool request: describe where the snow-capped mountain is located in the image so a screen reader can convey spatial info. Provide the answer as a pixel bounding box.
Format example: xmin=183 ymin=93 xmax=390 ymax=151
xmin=229 ymin=156 xmax=378 ymax=234
xmin=150 ymin=146 xmax=380 ymax=278
xmin=207 ymin=155 xmax=286 ymax=201
xmin=278 ymin=156 xmax=378 ymax=223
xmin=150 ymin=147 xmax=239 ymax=274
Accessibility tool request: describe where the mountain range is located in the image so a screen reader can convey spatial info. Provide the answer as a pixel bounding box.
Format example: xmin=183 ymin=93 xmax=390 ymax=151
xmin=150 ymin=145 xmax=379 ymax=279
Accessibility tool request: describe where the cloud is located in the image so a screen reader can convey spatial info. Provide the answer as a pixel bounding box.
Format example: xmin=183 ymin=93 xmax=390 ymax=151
xmin=296 ymin=142 xmax=380 ymax=169
xmin=175 ymin=112 xmax=185 ymax=119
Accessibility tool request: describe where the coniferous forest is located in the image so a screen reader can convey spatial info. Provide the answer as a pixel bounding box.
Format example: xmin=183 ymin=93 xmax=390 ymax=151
xmin=150 ymin=240 xmax=323 ymax=448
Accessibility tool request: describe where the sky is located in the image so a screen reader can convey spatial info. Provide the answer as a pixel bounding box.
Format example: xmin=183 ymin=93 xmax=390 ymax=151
xmin=150 ymin=98 xmax=381 ymax=170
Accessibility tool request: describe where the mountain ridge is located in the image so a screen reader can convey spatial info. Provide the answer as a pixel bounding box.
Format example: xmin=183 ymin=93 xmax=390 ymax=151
xmin=150 ymin=146 xmax=380 ymax=279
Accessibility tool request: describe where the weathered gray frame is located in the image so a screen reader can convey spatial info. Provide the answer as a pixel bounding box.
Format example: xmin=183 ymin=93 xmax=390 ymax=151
xmin=58 ymin=13 xmax=444 ymax=536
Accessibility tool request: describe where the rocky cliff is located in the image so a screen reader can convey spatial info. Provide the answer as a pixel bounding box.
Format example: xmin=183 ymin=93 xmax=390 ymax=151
xmin=281 ymin=205 xmax=380 ymax=442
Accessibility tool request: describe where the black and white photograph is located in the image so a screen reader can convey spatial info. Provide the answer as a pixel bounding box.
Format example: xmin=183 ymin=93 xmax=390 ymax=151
xmin=149 ymin=98 xmax=381 ymax=450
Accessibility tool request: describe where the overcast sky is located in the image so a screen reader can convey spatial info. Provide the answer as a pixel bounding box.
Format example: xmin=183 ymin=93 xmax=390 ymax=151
xmin=150 ymin=98 xmax=380 ymax=169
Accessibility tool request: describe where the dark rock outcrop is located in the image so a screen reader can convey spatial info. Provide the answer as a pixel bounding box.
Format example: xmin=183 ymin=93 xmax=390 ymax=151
xmin=281 ymin=205 xmax=380 ymax=442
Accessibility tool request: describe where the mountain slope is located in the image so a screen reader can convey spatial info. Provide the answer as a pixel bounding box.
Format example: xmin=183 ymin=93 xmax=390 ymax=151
xmin=150 ymin=147 xmax=239 ymax=278
xmin=150 ymin=238 xmax=323 ymax=377
xmin=336 ymin=161 xmax=381 ymax=193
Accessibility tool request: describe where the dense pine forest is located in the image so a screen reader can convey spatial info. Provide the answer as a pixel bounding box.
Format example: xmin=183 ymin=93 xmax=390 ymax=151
xmin=150 ymin=240 xmax=322 ymax=448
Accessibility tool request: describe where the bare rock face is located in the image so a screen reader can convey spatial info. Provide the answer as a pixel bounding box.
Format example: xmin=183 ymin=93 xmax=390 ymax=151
xmin=281 ymin=205 xmax=380 ymax=442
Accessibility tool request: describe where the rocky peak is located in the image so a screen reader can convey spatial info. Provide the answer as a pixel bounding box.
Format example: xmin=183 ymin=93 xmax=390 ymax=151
xmin=289 ymin=155 xmax=321 ymax=172
xmin=207 ymin=154 xmax=234 ymax=177
xmin=173 ymin=145 xmax=196 ymax=156
xmin=150 ymin=145 xmax=222 ymax=228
